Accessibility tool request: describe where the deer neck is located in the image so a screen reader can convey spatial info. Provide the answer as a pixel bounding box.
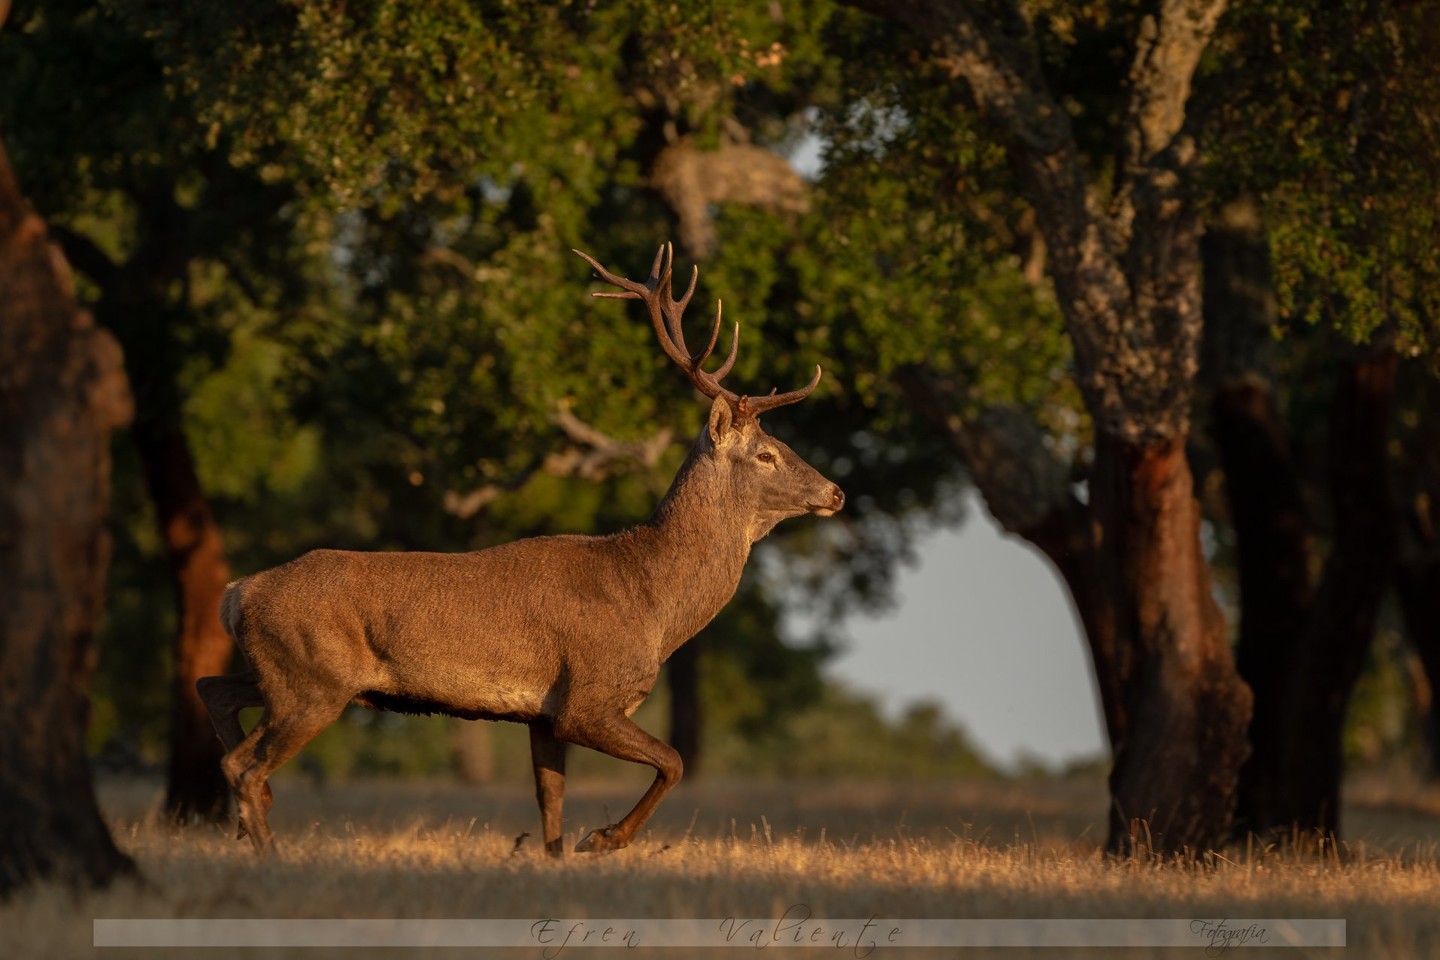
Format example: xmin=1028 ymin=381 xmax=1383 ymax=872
xmin=637 ymin=450 xmax=752 ymax=659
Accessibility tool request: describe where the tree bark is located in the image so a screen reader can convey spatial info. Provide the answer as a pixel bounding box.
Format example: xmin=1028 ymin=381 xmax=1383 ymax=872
xmin=135 ymin=419 xmax=235 ymax=823
xmin=1094 ymin=436 xmax=1252 ymax=856
xmin=1220 ymin=352 xmax=1396 ymax=839
xmin=0 ymin=141 xmax=137 ymax=896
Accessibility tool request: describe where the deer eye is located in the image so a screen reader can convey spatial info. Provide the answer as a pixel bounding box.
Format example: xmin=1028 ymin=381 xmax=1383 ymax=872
xmin=757 ymin=451 xmax=776 ymax=464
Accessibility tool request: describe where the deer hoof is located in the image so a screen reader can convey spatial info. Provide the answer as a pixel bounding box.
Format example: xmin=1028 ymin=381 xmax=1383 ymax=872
xmin=574 ymin=826 xmax=625 ymax=853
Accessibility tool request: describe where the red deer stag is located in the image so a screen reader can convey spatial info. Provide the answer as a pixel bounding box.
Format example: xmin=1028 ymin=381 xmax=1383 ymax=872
xmin=197 ymin=244 xmax=844 ymax=855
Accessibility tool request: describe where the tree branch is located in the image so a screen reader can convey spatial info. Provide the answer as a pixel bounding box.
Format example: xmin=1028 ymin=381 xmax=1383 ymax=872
xmin=894 ymin=365 xmax=1076 ymax=536
xmin=842 ymin=0 xmax=1069 ymax=153
xmin=1122 ymin=0 xmax=1229 ymax=173
xmin=651 ymin=138 xmax=809 ymax=257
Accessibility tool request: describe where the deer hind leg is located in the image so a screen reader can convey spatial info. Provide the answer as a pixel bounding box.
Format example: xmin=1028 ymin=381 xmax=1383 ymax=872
xmin=197 ymin=671 xmax=273 ymax=836
xmin=528 ymin=722 xmax=569 ymax=857
xmin=563 ymin=715 xmax=682 ymax=853
xmin=221 ymin=690 xmax=350 ymax=854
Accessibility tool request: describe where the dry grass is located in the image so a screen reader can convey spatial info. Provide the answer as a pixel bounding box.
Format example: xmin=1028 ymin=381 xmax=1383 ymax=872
xmin=10 ymin=774 xmax=1440 ymax=959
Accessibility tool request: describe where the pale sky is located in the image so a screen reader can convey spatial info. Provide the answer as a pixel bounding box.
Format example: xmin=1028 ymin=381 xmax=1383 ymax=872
xmin=826 ymin=493 xmax=1108 ymax=771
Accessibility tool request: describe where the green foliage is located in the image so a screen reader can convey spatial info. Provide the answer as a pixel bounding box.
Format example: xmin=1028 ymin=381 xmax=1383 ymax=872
xmin=733 ymin=685 xmax=996 ymax=780
xmin=1202 ymin=0 xmax=1440 ymax=353
xmin=1344 ymin=626 xmax=1425 ymax=768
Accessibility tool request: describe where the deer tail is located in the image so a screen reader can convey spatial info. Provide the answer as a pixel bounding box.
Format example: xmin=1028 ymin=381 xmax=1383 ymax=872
xmin=220 ymin=577 xmax=249 ymax=640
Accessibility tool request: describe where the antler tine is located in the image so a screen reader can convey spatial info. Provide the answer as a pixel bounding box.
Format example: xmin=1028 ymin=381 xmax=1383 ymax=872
xmin=660 ymin=264 xmax=701 ymax=366
xmin=739 ymin=365 xmax=823 ymax=419
xmin=695 ymin=299 xmax=740 ymax=382
xmin=578 ymin=244 xmax=819 ymax=420
xmin=650 ymin=243 xmax=698 ymax=361
xmin=712 ymin=319 xmax=740 ymax=381
xmin=674 ymin=264 xmax=699 ymax=316
xmin=647 ymin=243 xmax=669 ymax=288
xmin=576 ymin=247 xmax=689 ymax=371
xmin=572 ymin=249 xmax=647 ymax=300
xmin=575 ymin=246 xmax=740 ymax=406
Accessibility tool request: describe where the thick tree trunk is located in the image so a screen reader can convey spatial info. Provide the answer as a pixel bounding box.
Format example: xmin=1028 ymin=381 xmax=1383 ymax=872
xmin=667 ymin=640 xmax=703 ymax=776
xmin=1200 ymin=202 xmax=1315 ymax=834
xmin=1263 ymin=353 xmax=1397 ymax=836
xmin=1095 ymin=436 xmax=1252 ymax=856
xmin=133 ymin=418 xmax=235 ymax=823
xmin=0 ymin=142 xmax=137 ymax=896
xmin=1214 ymin=378 xmax=1315 ymax=834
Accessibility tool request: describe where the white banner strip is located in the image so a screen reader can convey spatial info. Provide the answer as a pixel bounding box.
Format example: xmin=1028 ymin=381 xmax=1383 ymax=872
xmin=95 ymin=917 xmax=1345 ymax=950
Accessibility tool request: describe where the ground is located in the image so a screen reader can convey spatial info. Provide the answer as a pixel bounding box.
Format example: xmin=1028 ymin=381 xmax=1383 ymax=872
xmin=8 ymin=774 xmax=1440 ymax=958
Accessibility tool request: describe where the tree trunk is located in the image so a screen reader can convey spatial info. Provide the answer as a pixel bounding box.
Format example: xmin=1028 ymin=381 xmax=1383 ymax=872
xmin=1094 ymin=436 xmax=1253 ymax=856
xmin=667 ymin=640 xmax=703 ymax=776
xmin=845 ymin=0 xmax=1246 ymax=854
xmin=57 ymin=185 xmax=239 ymax=824
xmin=0 ymin=142 xmax=137 ymax=896
xmin=1263 ymin=353 xmax=1397 ymax=836
xmin=1213 ymin=377 xmax=1316 ymax=833
xmin=132 ymin=418 xmax=235 ymax=823
xmin=1200 ymin=200 xmax=1315 ymax=834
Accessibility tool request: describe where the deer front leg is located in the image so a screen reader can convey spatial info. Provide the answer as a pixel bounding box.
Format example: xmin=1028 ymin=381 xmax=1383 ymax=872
xmin=528 ymin=721 xmax=568 ymax=857
xmin=562 ymin=715 xmax=682 ymax=853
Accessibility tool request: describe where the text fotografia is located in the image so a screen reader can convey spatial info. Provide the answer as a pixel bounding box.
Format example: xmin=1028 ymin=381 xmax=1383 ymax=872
xmin=1190 ymin=919 xmax=1271 ymax=956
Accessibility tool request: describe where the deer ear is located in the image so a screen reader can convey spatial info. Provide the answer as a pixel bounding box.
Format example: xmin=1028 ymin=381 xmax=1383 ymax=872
xmin=707 ymin=396 xmax=736 ymax=445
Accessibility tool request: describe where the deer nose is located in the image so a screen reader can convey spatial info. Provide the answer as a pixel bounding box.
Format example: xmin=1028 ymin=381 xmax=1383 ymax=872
xmin=812 ymin=480 xmax=840 ymax=518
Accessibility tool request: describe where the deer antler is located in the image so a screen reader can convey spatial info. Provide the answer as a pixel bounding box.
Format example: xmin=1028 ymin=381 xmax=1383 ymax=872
xmin=573 ymin=244 xmax=821 ymax=421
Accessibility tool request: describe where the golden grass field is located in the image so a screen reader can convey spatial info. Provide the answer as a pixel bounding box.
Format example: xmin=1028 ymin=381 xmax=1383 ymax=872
xmin=9 ymin=772 xmax=1440 ymax=959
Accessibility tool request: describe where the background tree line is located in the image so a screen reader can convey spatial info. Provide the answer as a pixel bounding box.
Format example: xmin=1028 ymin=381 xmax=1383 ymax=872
xmin=1 ymin=0 xmax=1438 ymax=893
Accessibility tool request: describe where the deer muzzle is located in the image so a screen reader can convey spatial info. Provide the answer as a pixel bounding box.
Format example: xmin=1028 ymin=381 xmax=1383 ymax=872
xmin=810 ymin=483 xmax=845 ymax=517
